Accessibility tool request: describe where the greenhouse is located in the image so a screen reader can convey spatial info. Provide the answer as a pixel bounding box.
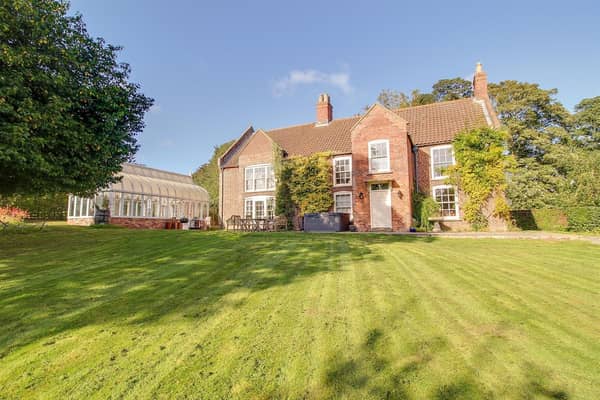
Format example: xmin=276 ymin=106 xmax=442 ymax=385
xmin=67 ymin=163 xmax=210 ymax=229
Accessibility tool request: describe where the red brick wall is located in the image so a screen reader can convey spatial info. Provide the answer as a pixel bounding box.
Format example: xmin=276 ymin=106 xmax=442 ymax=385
xmin=415 ymin=144 xmax=507 ymax=231
xmin=221 ymin=167 xmax=241 ymax=223
xmin=67 ymin=217 xmax=94 ymax=226
xmin=68 ymin=217 xmax=178 ymax=229
xmin=109 ymin=217 xmax=172 ymax=229
xmin=221 ymin=131 xmax=276 ymax=222
xmin=350 ymin=105 xmax=413 ymax=232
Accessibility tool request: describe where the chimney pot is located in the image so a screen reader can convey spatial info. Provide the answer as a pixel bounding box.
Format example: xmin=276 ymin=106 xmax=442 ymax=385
xmin=316 ymin=93 xmax=333 ymax=125
xmin=473 ymin=62 xmax=488 ymax=99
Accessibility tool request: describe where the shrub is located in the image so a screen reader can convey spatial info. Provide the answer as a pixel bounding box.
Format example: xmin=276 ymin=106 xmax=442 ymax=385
xmin=412 ymin=192 xmax=439 ymax=231
xmin=0 ymin=206 xmax=29 ymax=225
xmin=510 ymin=209 xmax=568 ymax=231
xmin=565 ymin=207 xmax=600 ymax=232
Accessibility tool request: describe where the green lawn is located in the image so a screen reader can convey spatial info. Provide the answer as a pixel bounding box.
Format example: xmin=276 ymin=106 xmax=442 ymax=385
xmin=0 ymin=226 xmax=598 ymax=399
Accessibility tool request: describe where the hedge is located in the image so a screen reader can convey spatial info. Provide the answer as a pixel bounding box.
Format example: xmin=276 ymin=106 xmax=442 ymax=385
xmin=565 ymin=207 xmax=600 ymax=232
xmin=511 ymin=208 xmax=600 ymax=232
xmin=0 ymin=194 xmax=67 ymax=221
xmin=510 ymin=209 xmax=568 ymax=231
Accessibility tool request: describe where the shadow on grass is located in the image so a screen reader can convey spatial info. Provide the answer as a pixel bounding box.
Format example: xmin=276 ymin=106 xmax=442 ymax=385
xmin=322 ymin=324 xmax=570 ymax=399
xmin=323 ymin=327 xmax=448 ymax=399
xmin=0 ymin=227 xmax=435 ymax=359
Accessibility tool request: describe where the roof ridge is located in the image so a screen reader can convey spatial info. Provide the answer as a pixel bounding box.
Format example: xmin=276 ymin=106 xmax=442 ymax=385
xmin=123 ymin=163 xmax=192 ymax=179
xmin=394 ymin=97 xmax=474 ymax=112
xmin=265 ymin=115 xmax=360 ymax=134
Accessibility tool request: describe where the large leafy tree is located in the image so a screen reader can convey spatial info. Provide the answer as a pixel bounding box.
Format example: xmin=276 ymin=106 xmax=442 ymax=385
xmin=432 ymin=78 xmax=473 ymax=101
xmin=375 ymin=78 xmax=472 ymax=110
xmin=573 ymin=96 xmax=600 ymax=149
xmin=489 ymin=81 xmax=600 ymax=208
xmin=488 ymin=81 xmax=570 ymax=158
xmin=192 ymin=140 xmax=234 ymax=220
xmin=376 ymin=89 xmax=435 ymax=109
xmin=0 ymin=0 xmax=153 ymax=196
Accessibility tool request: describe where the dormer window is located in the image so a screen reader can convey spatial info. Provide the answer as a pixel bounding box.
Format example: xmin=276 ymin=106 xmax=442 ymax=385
xmin=368 ymin=140 xmax=390 ymax=173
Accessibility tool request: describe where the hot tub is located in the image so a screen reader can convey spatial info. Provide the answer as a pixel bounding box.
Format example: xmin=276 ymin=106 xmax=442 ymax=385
xmin=303 ymin=212 xmax=350 ymax=232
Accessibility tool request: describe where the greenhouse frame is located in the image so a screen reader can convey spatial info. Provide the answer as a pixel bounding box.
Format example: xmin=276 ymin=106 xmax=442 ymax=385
xmin=67 ymin=163 xmax=210 ymax=229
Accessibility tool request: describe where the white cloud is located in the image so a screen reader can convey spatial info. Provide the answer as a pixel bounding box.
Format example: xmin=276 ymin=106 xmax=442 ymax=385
xmin=149 ymin=104 xmax=161 ymax=114
xmin=272 ymin=68 xmax=353 ymax=97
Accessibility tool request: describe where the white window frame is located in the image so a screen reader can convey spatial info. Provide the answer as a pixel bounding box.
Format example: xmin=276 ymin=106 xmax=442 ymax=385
xmin=432 ymin=184 xmax=460 ymax=220
xmin=244 ymin=195 xmax=275 ymax=219
xmin=244 ymin=164 xmax=275 ymax=193
xmin=333 ymin=191 xmax=353 ymax=217
xmin=333 ymin=156 xmax=352 ymax=187
xmin=430 ymin=144 xmax=455 ymax=180
xmin=368 ymin=139 xmax=391 ymax=173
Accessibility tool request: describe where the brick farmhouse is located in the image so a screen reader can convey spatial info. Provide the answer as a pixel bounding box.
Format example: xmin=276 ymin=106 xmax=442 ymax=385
xmin=218 ymin=64 xmax=502 ymax=232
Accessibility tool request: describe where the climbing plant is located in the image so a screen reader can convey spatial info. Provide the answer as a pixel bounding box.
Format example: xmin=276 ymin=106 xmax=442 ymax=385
xmin=447 ymin=127 xmax=516 ymax=229
xmin=274 ymin=144 xmax=295 ymax=227
xmin=275 ymin=152 xmax=333 ymax=217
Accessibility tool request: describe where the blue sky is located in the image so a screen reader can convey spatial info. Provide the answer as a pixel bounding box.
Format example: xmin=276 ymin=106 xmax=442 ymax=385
xmin=69 ymin=0 xmax=600 ymax=174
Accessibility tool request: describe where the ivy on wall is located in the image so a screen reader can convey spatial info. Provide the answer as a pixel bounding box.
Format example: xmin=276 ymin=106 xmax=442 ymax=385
xmin=447 ymin=127 xmax=516 ymax=230
xmin=274 ymin=150 xmax=333 ymax=217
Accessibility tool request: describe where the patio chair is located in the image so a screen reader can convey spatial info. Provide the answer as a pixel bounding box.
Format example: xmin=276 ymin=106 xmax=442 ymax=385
xmin=274 ymin=215 xmax=288 ymax=231
xmin=226 ymin=215 xmax=241 ymax=231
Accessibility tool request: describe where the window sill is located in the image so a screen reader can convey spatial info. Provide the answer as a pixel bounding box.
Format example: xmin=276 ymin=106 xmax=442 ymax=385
xmin=333 ymin=183 xmax=352 ymax=188
xmin=245 ymin=189 xmax=276 ymax=193
xmin=431 ymin=175 xmax=449 ymax=180
xmin=429 ymin=216 xmax=460 ymax=221
xmin=368 ymin=170 xmax=392 ymax=175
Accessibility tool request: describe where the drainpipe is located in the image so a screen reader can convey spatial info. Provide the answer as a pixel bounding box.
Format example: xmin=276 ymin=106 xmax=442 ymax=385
xmin=412 ymin=145 xmax=419 ymax=193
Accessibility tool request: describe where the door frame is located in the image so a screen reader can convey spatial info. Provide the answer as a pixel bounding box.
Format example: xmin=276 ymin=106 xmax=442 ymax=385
xmin=369 ymin=182 xmax=392 ymax=229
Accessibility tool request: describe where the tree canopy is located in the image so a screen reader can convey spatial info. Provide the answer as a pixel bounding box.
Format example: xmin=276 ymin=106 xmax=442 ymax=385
xmin=573 ymin=96 xmax=600 ymax=149
xmin=375 ymin=77 xmax=472 ymax=110
xmin=0 ymin=0 xmax=153 ymax=196
xmin=432 ymin=78 xmax=473 ymax=101
xmin=489 ymin=81 xmax=600 ymax=209
xmin=192 ymin=140 xmax=235 ymax=220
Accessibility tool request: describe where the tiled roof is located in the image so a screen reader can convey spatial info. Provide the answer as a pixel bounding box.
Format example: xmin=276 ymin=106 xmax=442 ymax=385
xmin=222 ymin=98 xmax=491 ymax=167
xmin=266 ymin=116 xmax=360 ymax=157
xmin=394 ymin=98 xmax=489 ymax=146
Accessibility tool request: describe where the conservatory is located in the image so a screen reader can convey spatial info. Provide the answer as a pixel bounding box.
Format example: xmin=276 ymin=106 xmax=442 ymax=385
xmin=67 ymin=163 xmax=210 ymax=229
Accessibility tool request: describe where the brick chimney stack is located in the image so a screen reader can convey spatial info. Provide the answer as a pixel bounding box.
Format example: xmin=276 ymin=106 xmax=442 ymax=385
xmin=316 ymin=93 xmax=333 ymax=125
xmin=473 ymin=62 xmax=488 ymax=99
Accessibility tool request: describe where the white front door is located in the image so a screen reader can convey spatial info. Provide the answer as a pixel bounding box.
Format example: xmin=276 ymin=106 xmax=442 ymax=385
xmin=370 ymin=182 xmax=392 ymax=229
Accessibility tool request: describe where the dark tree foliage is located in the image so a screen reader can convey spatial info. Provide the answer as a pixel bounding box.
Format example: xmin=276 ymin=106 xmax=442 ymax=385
xmin=489 ymin=81 xmax=600 ymax=208
xmin=376 ymin=78 xmax=472 ymax=110
xmin=573 ymin=96 xmax=600 ymax=149
xmin=376 ymin=89 xmax=435 ymax=109
xmin=0 ymin=0 xmax=153 ymax=196
xmin=432 ymin=78 xmax=473 ymax=101
xmin=192 ymin=140 xmax=234 ymax=221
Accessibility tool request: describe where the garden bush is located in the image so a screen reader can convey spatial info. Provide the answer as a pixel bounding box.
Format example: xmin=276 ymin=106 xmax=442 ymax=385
xmin=412 ymin=192 xmax=438 ymax=231
xmin=565 ymin=207 xmax=600 ymax=232
xmin=0 ymin=206 xmax=29 ymax=226
xmin=510 ymin=209 xmax=568 ymax=231
xmin=511 ymin=208 xmax=600 ymax=232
